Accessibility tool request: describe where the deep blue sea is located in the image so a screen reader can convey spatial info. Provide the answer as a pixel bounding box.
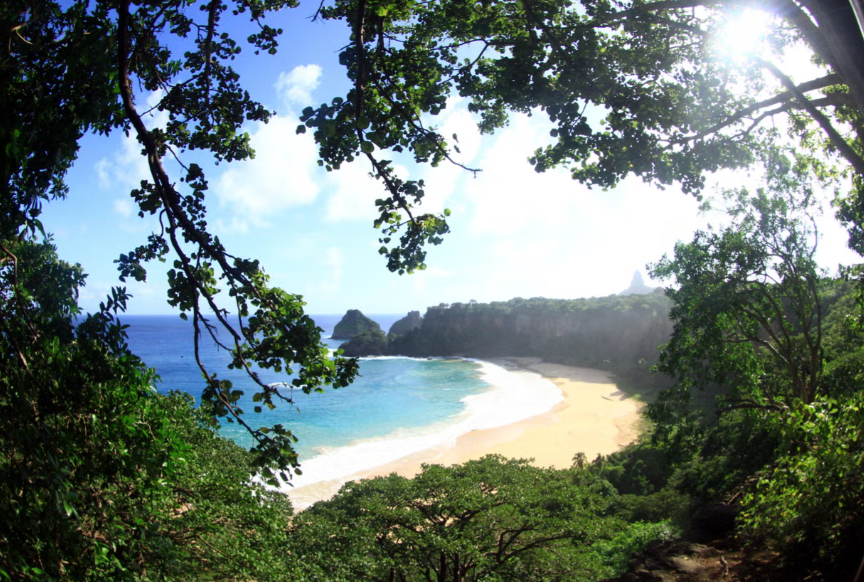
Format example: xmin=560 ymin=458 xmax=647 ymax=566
xmin=123 ymin=314 xmax=492 ymax=463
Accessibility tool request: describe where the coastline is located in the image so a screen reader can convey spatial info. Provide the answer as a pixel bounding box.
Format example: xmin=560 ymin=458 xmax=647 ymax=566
xmin=286 ymin=357 xmax=642 ymax=510
xmin=430 ymin=358 xmax=643 ymax=468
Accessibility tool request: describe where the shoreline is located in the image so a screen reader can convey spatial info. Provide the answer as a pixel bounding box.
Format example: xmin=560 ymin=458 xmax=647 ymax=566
xmin=285 ymin=357 xmax=643 ymax=510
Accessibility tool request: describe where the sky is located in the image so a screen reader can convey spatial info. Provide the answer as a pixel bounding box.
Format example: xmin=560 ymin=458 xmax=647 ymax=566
xmin=41 ymin=5 xmax=861 ymax=316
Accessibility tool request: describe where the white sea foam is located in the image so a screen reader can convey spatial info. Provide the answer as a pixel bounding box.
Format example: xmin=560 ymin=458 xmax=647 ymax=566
xmin=282 ymin=359 xmax=562 ymax=492
xmin=357 ymin=355 xmax=441 ymax=362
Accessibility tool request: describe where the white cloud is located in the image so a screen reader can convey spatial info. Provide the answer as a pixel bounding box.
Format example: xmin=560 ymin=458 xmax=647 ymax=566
xmin=96 ymin=133 xmax=149 ymax=192
xmin=324 ymin=162 xmax=384 ymax=222
xmin=464 ymin=113 xmax=576 ymax=235
xmin=322 ymin=103 xmax=486 ymax=224
xmin=94 ymin=90 xmax=169 ymax=227
xmin=214 ymin=116 xmax=321 ymax=229
xmin=77 ymin=277 xmax=162 ymax=314
xmin=411 ymin=265 xmax=453 ymax=292
xmin=417 ymin=108 xmax=483 ymax=215
xmin=114 ymin=198 xmax=135 ymax=218
xmin=324 ymin=162 xmax=411 ymax=223
xmin=319 ymin=247 xmax=345 ymax=294
xmin=212 ymin=216 xmax=251 ymax=235
xmin=275 ymin=65 xmax=323 ymax=107
xmin=144 ymin=90 xmax=169 ymax=130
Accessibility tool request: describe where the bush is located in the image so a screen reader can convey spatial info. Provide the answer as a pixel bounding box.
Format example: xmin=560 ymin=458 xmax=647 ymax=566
xmin=738 ymin=394 xmax=864 ymax=579
xmin=820 ymin=348 xmax=864 ymax=397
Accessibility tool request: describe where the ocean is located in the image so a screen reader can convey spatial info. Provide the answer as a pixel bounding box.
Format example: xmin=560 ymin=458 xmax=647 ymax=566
xmin=123 ymin=314 xmax=562 ymax=491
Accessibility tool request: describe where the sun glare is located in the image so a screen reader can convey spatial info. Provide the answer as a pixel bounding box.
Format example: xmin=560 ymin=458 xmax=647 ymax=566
xmin=715 ymin=9 xmax=771 ymax=61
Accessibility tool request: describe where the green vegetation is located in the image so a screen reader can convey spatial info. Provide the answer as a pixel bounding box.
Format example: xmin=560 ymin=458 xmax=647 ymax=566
xmin=286 ymin=456 xmax=677 ymax=582
xmin=625 ymin=177 xmax=864 ymax=578
xmin=1 ymin=0 xmax=357 ymax=477
xmin=0 ymin=239 xmax=296 ymax=580
xmin=388 ymin=310 xmax=424 ymax=336
xmin=340 ymin=327 xmax=389 ymax=356
xmin=3 ymin=0 xmax=864 ymax=580
xmin=344 ymin=292 xmax=673 ymax=389
xmin=303 ymin=0 xmax=864 ymax=275
xmin=332 ymin=309 xmax=385 ymax=339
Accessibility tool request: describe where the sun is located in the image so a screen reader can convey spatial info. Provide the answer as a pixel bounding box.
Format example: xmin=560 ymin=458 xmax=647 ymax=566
xmin=714 ymin=8 xmax=772 ymax=61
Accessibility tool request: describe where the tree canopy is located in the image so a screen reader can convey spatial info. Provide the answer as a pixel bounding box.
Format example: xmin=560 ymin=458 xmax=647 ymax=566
xmin=2 ymin=0 xmax=359 ymax=478
xmin=4 ymin=0 xmax=864 ymax=579
xmin=287 ymin=456 xmax=667 ymax=582
xmin=5 ymin=0 xmax=864 ymax=468
xmin=650 ymin=174 xmax=825 ymax=409
xmin=298 ymin=0 xmax=864 ymax=272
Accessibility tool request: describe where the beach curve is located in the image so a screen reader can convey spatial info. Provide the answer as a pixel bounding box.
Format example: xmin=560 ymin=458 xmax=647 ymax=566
xmin=285 ymin=357 xmax=642 ymax=510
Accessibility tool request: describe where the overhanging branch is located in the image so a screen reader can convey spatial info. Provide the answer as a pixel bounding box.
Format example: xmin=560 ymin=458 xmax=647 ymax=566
xmin=755 ymin=56 xmax=864 ymax=176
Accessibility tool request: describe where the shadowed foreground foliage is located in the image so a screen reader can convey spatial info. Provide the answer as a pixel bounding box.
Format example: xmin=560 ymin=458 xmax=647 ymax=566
xmin=0 ymin=239 xmax=296 ymax=580
xmin=288 ymin=456 xmax=677 ymax=582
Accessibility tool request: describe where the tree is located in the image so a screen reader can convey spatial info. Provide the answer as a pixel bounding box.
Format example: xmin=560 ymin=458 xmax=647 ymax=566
xmin=0 ymin=239 xmax=297 ymax=580
xmin=649 ymin=164 xmax=826 ymax=411
xmin=0 ymin=1 xmax=356 ymax=576
xmin=298 ymin=0 xmax=864 ymax=272
xmin=1 ymin=0 xmax=359 ymax=478
xmin=738 ymin=391 xmax=864 ymax=576
xmin=6 ymin=0 xmax=864 ymax=474
xmin=288 ymin=456 xmax=624 ymax=582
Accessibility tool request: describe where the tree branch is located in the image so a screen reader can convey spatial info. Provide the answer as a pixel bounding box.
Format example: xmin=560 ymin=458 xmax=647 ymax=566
xmin=754 ymin=56 xmax=864 ymax=175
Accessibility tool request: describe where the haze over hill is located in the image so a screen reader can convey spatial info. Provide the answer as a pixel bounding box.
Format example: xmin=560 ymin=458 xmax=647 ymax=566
xmin=618 ymin=271 xmax=656 ymax=296
xmin=342 ymin=294 xmax=673 ymax=385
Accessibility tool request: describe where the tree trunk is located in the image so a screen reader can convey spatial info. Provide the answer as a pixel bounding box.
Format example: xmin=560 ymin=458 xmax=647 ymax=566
xmin=800 ymin=0 xmax=864 ymax=131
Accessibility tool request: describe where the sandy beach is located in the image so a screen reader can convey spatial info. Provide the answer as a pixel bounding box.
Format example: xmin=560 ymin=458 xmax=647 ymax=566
xmin=287 ymin=357 xmax=642 ymax=510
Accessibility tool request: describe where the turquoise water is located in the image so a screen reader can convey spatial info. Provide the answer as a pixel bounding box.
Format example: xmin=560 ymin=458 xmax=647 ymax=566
xmin=123 ymin=314 xmax=491 ymax=461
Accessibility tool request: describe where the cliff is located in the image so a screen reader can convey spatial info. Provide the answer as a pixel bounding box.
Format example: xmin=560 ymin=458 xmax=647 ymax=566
xmin=389 ymin=310 xmax=423 ymax=336
xmin=355 ymin=293 xmax=674 ymax=383
xmin=331 ymin=309 xmax=382 ymax=339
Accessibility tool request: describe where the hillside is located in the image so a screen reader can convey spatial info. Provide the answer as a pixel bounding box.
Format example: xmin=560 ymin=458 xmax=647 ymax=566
xmin=331 ymin=309 xmax=383 ymax=340
xmin=344 ymin=292 xmax=673 ymax=385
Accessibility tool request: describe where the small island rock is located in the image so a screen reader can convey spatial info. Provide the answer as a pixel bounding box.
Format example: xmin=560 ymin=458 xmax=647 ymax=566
xmin=332 ymin=309 xmax=382 ymax=339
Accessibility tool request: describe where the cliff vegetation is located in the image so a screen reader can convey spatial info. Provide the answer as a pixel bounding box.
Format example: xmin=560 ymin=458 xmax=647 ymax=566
xmin=332 ymin=309 xmax=384 ymax=340
xmin=343 ymin=292 xmax=673 ymax=387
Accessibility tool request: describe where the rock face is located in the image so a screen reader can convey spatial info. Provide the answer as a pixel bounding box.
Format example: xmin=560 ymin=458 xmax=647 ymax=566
xmin=389 ymin=311 xmax=423 ymax=336
xmin=619 ymin=271 xmax=656 ymax=296
xmin=336 ymin=294 xmax=673 ymax=381
xmin=331 ymin=309 xmax=382 ymax=339
xmin=598 ymin=537 xmax=780 ymax=582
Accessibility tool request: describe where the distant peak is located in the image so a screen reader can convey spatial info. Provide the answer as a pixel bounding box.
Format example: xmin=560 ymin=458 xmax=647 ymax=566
xmin=619 ymin=271 xmax=655 ymax=296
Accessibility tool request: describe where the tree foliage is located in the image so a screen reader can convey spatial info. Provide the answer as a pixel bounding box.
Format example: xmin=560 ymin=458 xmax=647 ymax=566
xmin=300 ymin=0 xmax=864 ymax=270
xmin=0 ymin=239 xmax=296 ymax=580
xmin=738 ymin=392 xmax=864 ymax=574
xmin=1 ymin=0 xmax=359 ymax=477
xmin=0 ymin=0 xmax=348 ymax=576
xmin=650 ymin=171 xmax=826 ymax=411
xmin=4 ymin=0 xmax=864 ymax=579
xmin=288 ymin=456 xmax=646 ymax=582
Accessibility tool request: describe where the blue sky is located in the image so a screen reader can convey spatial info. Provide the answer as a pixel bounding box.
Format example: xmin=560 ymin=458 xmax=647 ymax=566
xmin=40 ymin=5 xmax=860 ymax=316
